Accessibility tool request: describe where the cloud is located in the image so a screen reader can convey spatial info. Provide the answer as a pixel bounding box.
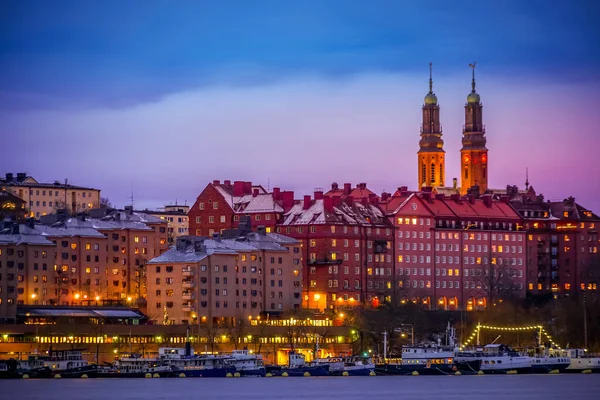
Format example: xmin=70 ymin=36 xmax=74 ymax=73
xmin=3 ymin=70 xmax=599 ymax=212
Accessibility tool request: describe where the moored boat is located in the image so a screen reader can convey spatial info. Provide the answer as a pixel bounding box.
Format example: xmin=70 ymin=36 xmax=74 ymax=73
xmin=455 ymin=344 xmax=532 ymax=374
xmin=224 ymin=348 xmax=265 ymax=377
xmin=313 ymin=355 xmax=374 ymax=376
xmin=560 ymin=349 xmax=600 ymax=373
xmin=266 ymin=352 xmax=329 ymax=377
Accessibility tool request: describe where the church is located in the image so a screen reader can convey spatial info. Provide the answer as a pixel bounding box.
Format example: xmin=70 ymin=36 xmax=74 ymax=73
xmin=417 ymin=63 xmax=488 ymax=196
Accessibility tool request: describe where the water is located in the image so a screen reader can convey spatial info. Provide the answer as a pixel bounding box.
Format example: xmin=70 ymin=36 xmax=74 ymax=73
xmin=2 ymin=375 xmax=598 ymax=400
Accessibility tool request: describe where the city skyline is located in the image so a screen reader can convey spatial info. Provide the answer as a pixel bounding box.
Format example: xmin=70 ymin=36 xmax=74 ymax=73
xmin=2 ymin=1 xmax=599 ymax=211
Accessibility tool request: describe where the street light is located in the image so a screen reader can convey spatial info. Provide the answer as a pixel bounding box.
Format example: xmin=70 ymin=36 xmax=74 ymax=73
xmin=396 ymin=324 xmax=415 ymax=346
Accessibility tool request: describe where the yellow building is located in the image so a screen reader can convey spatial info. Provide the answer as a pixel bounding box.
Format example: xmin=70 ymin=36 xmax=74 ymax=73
xmin=140 ymin=204 xmax=189 ymax=244
xmin=0 ymin=173 xmax=101 ymax=218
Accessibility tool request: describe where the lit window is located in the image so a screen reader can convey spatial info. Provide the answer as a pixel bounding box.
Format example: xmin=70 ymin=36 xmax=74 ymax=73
xmin=70 ymin=243 xmax=77 ymax=250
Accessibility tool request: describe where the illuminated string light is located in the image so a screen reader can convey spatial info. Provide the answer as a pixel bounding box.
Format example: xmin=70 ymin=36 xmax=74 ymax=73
xmin=460 ymin=324 xmax=562 ymax=350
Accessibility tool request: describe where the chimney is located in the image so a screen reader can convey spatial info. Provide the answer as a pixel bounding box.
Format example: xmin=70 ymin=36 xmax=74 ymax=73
xmin=27 ymin=218 xmax=35 ymax=229
xmin=272 ymin=187 xmax=281 ymax=200
xmin=324 ymin=196 xmax=334 ymax=213
xmin=422 ymin=186 xmax=433 ymax=193
xmin=16 ymin=173 xmax=26 ymax=181
xmin=358 ymin=182 xmax=367 ymax=190
xmin=303 ymin=195 xmax=312 ymax=210
xmin=467 ymin=195 xmax=475 ymax=205
xmin=212 ymin=232 xmax=221 ymax=241
xmin=244 ymin=182 xmax=253 ymax=195
xmin=212 ymin=180 xmax=220 ymax=185
xmin=422 ymin=191 xmax=431 ymax=202
xmin=435 ymin=194 xmax=445 ymax=200
xmin=224 ymin=180 xmax=231 ymax=186
xmin=281 ymin=191 xmax=294 ymax=211
xmin=482 ymin=195 xmax=493 ymax=208
xmin=314 ymin=190 xmax=324 ymax=200
xmin=331 ymin=182 xmax=339 ymax=191
xmin=450 ymin=193 xmax=461 ymax=202
xmin=381 ymin=192 xmax=390 ymax=201
xmin=399 ymin=186 xmax=409 ymax=196
xmin=5 ymin=173 xmax=13 ymax=182
xmin=257 ymin=226 xmax=266 ymax=236
xmin=453 ymin=178 xmax=458 ymax=189
xmin=252 ymin=188 xmax=259 ymax=197
xmin=233 ymin=181 xmax=245 ymax=196
xmin=124 ymin=205 xmax=133 ymax=215
xmin=368 ymin=193 xmax=378 ymax=205
xmin=343 ymin=183 xmax=351 ymax=195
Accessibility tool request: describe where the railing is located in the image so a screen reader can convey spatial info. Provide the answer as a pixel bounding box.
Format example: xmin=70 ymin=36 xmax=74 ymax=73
xmin=182 ymin=281 xmax=194 ymax=288
xmin=462 ymin=124 xmax=486 ymax=133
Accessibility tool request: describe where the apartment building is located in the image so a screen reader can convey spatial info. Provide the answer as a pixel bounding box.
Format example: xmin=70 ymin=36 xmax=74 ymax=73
xmin=1 ymin=173 xmax=101 ymax=218
xmin=146 ymin=228 xmax=302 ymax=325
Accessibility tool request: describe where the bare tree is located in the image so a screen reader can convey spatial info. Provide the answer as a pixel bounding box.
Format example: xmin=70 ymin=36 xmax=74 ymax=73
xmin=227 ymin=317 xmax=246 ymax=350
xmin=99 ymin=197 xmax=112 ymax=209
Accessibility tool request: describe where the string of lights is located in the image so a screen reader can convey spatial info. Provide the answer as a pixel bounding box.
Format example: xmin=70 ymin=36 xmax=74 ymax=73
xmin=459 ymin=324 xmax=562 ymax=350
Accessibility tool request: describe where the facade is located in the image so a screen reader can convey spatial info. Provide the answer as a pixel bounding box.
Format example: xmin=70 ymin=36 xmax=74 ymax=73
xmin=146 ymin=230 xmax=302 ymax=325
xmin=0 ymin=229 xmax=56 ymax=323
xmin=460 ymin=65 xmax=488 ymax=195
xmin=505 ymin=186 xmax=600 ymax=297
xmin=385 ymin=190 xmax=526 ymax=310
xmin=418 ymin=63 xmax=446 ymax=189
xmin=0 ymin=207 xmax=169 ymax=318
xmin=0 ymin=191 xmax=27 ymax=221
xmin=280 ymin=186 xmax=394 ymax=310
xmin=0 ymin=173 xmax=101 ymax=218
xmin=140 ymin=204 xmax=190 ymax=244
xmin=188 ymin=180 xmax=294 ymax=237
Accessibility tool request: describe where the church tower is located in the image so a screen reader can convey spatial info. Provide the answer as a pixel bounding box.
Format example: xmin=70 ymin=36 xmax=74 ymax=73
xmin=418 ymin=63 xmax=445 ymax=189
xmin=460 ymin=62 xmax=488 ymax=195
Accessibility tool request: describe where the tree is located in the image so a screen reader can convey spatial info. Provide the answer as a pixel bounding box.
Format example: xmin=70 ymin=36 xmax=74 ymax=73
xmin=99 ymin=197 xmax=112 ymax=209
xmin=227 ymin=317 xmax=246 ymax=350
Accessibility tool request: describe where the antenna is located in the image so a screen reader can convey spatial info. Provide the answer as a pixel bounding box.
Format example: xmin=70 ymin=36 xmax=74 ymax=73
xmin=525 ymin=167 xmax=530 ymax=190
xmin=429 ymin=62 xmax=433 ymax=93
xmin=128 ymin=192 xmax=134 ymax=208
xmin=267 ymin=177 xmax=270 ymax=192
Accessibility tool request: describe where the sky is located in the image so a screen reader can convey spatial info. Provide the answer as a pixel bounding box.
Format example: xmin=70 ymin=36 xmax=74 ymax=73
xmin=1 ymin=0 xmax=600 ymax=211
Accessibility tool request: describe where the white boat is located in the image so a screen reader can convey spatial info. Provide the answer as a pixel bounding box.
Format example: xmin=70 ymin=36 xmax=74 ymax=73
xmin=558 ymin=349 xmax=600 ymax=373
xmin=223 ymin=348 xmax=265 ymax=377
xmin=455 ymin=344 xmax=532 ymax=374
xmin=314 ymin=355 xmax=374 ymax=376
xmin=158 ymin=346 xmax=235 ymax=377
xmin=101 ymin=354 xmax=174 ymax=378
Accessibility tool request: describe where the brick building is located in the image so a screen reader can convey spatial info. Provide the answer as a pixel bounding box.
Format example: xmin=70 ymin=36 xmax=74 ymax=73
xmin=146 ymin=228 xmax=302 ymax=325
xmin=385 ymin=189 xmax=526 ymax=310
xmin=505 ymin=186 xmax=599 ymax=297
xmin=279 ymin=185 xmax=394 ymax=311
xmin=188 ymin=180 xmax=294 ymax=237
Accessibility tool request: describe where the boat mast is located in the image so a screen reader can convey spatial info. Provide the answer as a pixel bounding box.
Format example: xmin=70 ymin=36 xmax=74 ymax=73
xmin=383 ymin=331 xmax=387 ymax=361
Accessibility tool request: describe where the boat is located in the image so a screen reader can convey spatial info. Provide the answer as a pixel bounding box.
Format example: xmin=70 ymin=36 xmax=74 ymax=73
xmin=265 ymin=352 xmax=330 ymax=377
xmin=159 ymin=345 xmax=235 ymax=378
xmin=224 ymin=348 xmax=265 ymax=377
xmin=455 ymin=344 xmax=532 ymax=374
xmin=526 ymin=347 xmax=571 ymax=373
xmin=313 ymin=355 xmax=374 ymax=376
xmin=0 ymin=359 xmax=21 ymax=379
xmin=559 ymin=349 xmax=600 ymax=373
xmin=21 ymin=349 xmax=99 ymax=378
xmin=376 ymin=324 xmax=480 ymax=375
xmin=98 ymin=353 xmax=175 ymax=378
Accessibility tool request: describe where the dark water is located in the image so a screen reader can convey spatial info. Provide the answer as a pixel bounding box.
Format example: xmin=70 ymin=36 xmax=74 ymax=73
xmin=2 ymin=375 xmax=599 ymax=400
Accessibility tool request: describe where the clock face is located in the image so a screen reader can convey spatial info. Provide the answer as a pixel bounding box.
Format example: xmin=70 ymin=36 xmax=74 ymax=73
xmin=463 ymin=155 xmax=470 ymax=164
xmin=481 ymin=154 xmax=487 ymax=163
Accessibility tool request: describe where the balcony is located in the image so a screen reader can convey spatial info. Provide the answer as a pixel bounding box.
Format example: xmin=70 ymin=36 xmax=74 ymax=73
xmin=182 ymin=268 xmax=194 ymax=277
xmin=182 ymin=292 xmax=195 ymax=301
xmin=182 ymin=280 xmax=194 ymax=289
xmin=308 ymin=257 xmax=343 ymax=266
xmin=182 ymin=303 xmax=194 ymax=312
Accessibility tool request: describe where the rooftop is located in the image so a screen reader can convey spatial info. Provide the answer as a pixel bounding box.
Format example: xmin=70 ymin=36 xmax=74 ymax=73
xmin=0 ymin=173 xmax=99 ymax=191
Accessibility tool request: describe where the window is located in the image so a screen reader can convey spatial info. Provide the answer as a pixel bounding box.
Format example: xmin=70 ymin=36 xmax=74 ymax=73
xmin=213 ymin=202 xmax=218 ymax=209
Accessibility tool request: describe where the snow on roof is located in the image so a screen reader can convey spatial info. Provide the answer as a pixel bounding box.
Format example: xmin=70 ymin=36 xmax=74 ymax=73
xmin=282 ymin=199 xmax=389 ymax=227
xmin=148 ymin=247 xmax=208 ymax=264
xmin=213 ymin=184 xmax=282 ymax=214
xmin=21 ymin=223 xmax=106 ymax=238
xmin=148 ymin=233 xmax=298 ymax=263
xmin=0 ymin=233 xmax=55 ymax=246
